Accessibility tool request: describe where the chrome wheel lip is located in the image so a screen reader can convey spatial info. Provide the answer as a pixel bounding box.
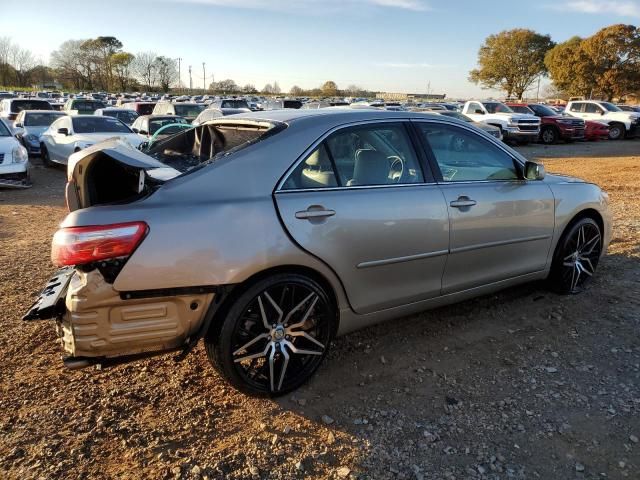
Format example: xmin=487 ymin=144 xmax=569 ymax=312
xmin=231 ymin=284 xmax=329 ymax=393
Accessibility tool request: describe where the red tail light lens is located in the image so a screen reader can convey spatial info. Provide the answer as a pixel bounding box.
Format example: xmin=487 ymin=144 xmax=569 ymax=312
xmin=51 ymin=222 xmax=148 ymax=267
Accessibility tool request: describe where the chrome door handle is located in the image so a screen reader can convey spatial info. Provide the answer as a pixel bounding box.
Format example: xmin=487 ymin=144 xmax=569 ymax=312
xmin=450 ymin=197 xmax=477 ymax=208
xmin=295 ymin=208 xmax=336 ymax=219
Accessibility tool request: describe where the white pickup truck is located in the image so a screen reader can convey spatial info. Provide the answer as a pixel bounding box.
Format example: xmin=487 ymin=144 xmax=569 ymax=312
xmin=564 ymin=100 xmax=640 ymax=140
xmin=461 ymin=101 xmax=541 ymax=143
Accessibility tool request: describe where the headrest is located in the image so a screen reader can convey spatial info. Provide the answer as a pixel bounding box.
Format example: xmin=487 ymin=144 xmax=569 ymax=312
xmin=351 ymin=149 xmax=389 ymax=185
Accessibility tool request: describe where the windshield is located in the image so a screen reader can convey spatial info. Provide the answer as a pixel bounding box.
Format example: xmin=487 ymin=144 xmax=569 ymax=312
xmin=72 ymin=116 xmax=131 ymax=134
xmin=174 ymin=104 xmax=206 ymax=117
xmin=10 ymin=100 xmax=52 ymax=113
xmin=103 ymin=110 xmax=138 ymax=124
xmin=482 ymin=102 xmax=513 ymax=114
xmin=0 ymin=120 xmax=10 ymax=136
xmin=24 ymin=112 xmax=65 ymax=126
xmin=601 ymin=102 xmax=622 ymax=112
xmin=533 ymin=105 xmax=558 ymax=117
xmin=149 ymin=117 xmax=188 ymax=134
xmin=440 ymin=111 xmax=473 ymax=122
xmin=221 ymin=100 xmax=249 ymax=109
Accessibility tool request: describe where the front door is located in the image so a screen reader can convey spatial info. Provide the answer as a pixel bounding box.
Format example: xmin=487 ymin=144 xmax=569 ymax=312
xmin=275 ymin=121 xmax=449 ymax=314
xmin=413 ymin=120 xmax=555 ymax=294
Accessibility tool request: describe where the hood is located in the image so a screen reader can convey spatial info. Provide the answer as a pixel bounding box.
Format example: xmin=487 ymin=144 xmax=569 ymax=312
xmin=543 ymin=173 xmax=586 ymax=184
xmin=23 ymin=126 xmax=49 ymax=137
xmin=72 ymin=132 xmax=142 ymax=144
xmin=0 ymin=135 xmax=19 ymax=154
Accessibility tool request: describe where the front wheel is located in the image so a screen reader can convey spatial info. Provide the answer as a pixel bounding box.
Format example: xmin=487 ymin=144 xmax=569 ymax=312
xmin=548 ymin=217 xmax=602 ymax=294
xmin=206 ymin=274 xmax=336 ymax=396
xmin=41 ymin=144 xmax=53 ymax=167
xmin=608 ymin=123 xmax=624 ymax=140
xmin=540 ymin=126 xmax=558 ymax=144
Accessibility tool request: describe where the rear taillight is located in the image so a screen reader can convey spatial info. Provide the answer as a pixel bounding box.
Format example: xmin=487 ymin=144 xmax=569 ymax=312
xmin=51 ymin=222 xmax=148 ymax=267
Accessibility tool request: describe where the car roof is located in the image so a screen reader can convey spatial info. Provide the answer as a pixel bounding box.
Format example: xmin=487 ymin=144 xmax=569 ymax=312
xmin=219 ymin=108 xmax=444 ymax=125
xmin=21 ymin=109 xmax=65 ymax=114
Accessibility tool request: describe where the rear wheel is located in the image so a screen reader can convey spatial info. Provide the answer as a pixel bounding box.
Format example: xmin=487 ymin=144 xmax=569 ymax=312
xmin=41 ymin=144 xmax=53 ymax=167
xmin=608 ymin=123 xmax=624 ymax=140
xmin=548 ymin=217 xmax=602 ymax=294
xmin=205 ymin=274 xmax=336 ymax=396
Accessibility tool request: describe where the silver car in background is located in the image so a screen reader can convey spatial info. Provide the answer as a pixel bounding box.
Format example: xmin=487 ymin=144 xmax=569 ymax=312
xmin=24 ymin=110 xmax=611 ymax=396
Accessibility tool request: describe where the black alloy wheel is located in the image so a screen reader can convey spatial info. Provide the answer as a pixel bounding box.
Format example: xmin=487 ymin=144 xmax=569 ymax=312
xmin=206 ymin=274 xmax=335 ymax=396
xmin=549 ymin=217 xmax=602 ymax=294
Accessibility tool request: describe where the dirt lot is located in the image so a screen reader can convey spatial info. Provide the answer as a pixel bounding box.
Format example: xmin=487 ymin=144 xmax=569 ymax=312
xmin=1 ymin=140 xmax=639 ymax=480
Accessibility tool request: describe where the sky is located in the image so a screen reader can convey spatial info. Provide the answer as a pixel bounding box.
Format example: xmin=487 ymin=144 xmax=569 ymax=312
xmin=2 ymin=0 xmax=639 ymax=98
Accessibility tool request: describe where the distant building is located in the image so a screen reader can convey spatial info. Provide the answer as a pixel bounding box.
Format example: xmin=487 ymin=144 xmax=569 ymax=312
xmin=376 ymin=92 xmax=446 ymax=101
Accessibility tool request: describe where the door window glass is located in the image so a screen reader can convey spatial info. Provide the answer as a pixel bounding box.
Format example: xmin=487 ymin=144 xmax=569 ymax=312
xmin=584 ymin=103 xmax=602 ymax=114
xmin=325 ymin=123 xmax=423 ymax=186
xmin=570 ymin=103 xmax=584 ymax=112
xmin=282 ymin=143 xmax=338 ymax=190
xmin=417 ymin=123 xmax=519 ymax=182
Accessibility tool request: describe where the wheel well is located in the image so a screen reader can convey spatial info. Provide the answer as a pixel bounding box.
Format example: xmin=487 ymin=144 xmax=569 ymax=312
xmin=206 ymin=265 xmax=340 ymax=340
xmin=558 ymin=208 xmax=604 ymax=250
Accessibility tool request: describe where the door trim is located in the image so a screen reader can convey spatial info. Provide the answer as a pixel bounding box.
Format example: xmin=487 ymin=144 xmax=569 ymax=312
xmin=450 ymin=234 xmax=552 ymax=254
xmin=357 ymin=249 xmax=449 ymax=269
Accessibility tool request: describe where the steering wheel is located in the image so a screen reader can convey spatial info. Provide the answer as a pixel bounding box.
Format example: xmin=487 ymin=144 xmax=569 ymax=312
xmin=388 ymin=155 xmax=404 ymax=183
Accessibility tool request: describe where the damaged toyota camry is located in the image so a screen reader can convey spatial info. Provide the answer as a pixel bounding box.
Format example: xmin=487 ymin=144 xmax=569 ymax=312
xmin=24 ymin=109 xmax=612 ymax=396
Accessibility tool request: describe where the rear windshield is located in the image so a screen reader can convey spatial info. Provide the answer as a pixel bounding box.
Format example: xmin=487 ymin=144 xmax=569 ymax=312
xmin=103 ymin=110 xmax=138 ymax=124
xmin=73 ymin=116 xmax=131 ymax=134
xmin=148 ymin=121 xmax=285 ymax=173
xmin=174 ymin=104 xmax=206 ymax=117
xmin=136 ymin=103 xmax=156 ymax=115
xmin=73 ymin=100 xmax=105 ymax=113
xmin=221 ymin=100 xmax=249 ymax=109
xmin=24 ymin=112 xmax=65 ymax=126
xmin=11 ymin=100 xmax=52 ymax=112
xmin=149 ymin=117 xmax=188 ymax=134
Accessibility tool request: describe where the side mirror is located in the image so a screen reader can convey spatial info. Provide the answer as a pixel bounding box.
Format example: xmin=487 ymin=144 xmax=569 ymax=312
xmin=57 ymin=127 xmax=69 ymax=136
xmin=139 ymin=130 xmax=148 ymax=135
xmin=600 ymin=110 xmax=605 ymax=115
xmin=474 ymin=109 xmax=484 ymax=114
xmin=14 ymin=123 xmax=22 ymax=128
xmin=524 ymin=161 xmax=545 ymax=181
xmin=132 ymin=127 xmax=139 ymax=133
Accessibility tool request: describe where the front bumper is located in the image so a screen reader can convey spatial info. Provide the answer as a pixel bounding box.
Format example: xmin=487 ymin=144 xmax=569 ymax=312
xmin=26 ymin=269 xmax=215 ymax=361
xmin=0 ymin=161 xmax=31 ymax=188
xmin=558 ymin=127 xmax=585 ymax=140
xmin=503 ymin=128 xmax=539 ymax=141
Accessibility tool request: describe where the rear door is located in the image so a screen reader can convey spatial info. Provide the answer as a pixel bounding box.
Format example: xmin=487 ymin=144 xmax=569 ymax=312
xmin=275 ymin=121 xmax=449 ymax=314
xmin=413 ymin=120 xmax=554 ymax=293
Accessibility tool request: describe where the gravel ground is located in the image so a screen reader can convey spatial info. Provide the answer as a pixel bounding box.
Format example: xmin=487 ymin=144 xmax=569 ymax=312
xmin=1 ymin=140 xmax=639 ymax=480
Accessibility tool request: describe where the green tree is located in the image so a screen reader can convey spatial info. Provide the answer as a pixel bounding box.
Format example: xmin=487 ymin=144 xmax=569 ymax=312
xmin=545 ymin=36 xmax=595 ymax=98
xmin=581 ymin=24 xmax=640 ymax=100
xmin=154 ymin=56 xmax=177 ymax=92
xmin=111 ymin=52 xmax=135 ymax=91
xmin=321 ymin=80 xmax=338 ymax=97
xmin=469 ymin=29 xmax=554 ymax=99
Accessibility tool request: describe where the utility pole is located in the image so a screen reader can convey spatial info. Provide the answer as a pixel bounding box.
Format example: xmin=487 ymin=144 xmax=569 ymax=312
xmin=188 ymin=65 xmax=192 ymax=92
xmin=177 ymin=57 xmax=182 ymax=93
xmin=536 ymin=75 xmax=541 ymax=103
xmin=202 ymin=62 xmax=206 ymax=93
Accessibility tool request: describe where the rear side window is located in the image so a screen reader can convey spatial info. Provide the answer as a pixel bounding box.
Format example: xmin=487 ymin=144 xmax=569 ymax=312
xmin=569 ymin=103 xmax=584 ymax=113
xmin=282 ymin=122 xmax=424 ymax=189
xmin=584 ymin=103 xmax=602 ymax=114
xmin=418 ymin=123 xmax=519 ymax=182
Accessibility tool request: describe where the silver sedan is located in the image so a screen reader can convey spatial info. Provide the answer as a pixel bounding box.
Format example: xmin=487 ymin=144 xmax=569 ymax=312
xmin=25 ymin=110 xmax=611 ymax=396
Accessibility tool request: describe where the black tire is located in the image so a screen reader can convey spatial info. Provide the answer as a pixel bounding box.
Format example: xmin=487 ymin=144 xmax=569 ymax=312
xmin=548 ymin=217 xmax=602 ymax=294
xmin=608 ymin=123 xmax=624 ymax=140
xmin=205 ymin=274 xmax=336 ymax=396
xmin=540 ymin=126 xmax=558 ymax=145
xmin=41 ymin=144 xmax=53 ymax=167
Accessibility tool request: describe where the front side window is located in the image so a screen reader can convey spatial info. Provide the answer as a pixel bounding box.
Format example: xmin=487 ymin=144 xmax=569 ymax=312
xmin=417 ymin=123 xmax=519 ymax=182
xmin=584 ymin=103 xmax=603 ymax=114
xmin=569 ymin=103 xmax=584 ymax=112
xmin=482 ymin=102 xmax=513 ymax=114
xmin=24 ymin=112 xmax=65 ymax=127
